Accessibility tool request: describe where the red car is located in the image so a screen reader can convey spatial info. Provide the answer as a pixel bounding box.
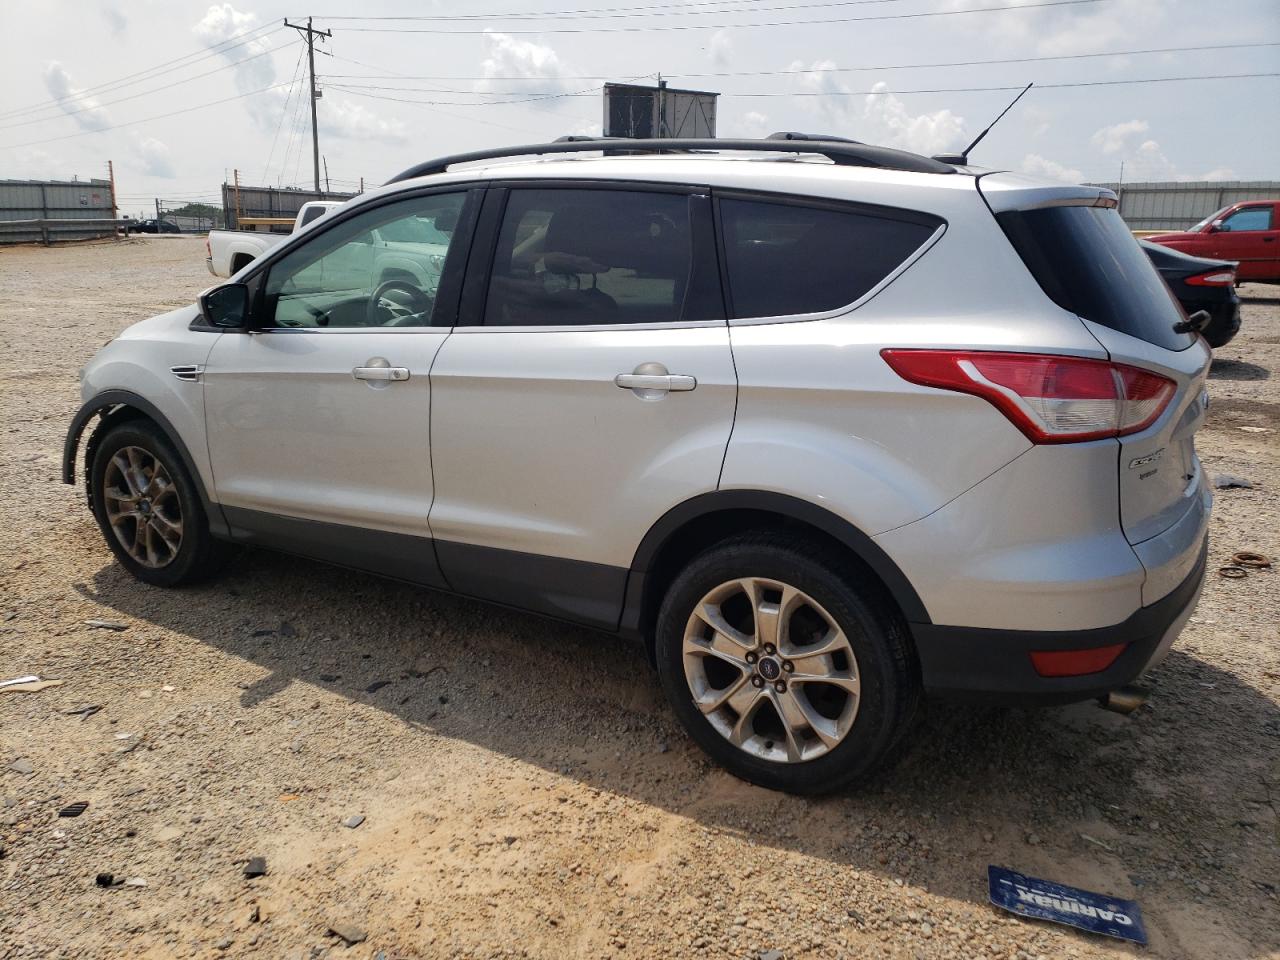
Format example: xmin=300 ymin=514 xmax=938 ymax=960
xmin=1146 ymin=199 xmax=1280 ymax=283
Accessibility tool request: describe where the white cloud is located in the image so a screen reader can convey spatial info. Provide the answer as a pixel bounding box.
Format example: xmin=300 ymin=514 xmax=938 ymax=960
xmin=132 ymin=135 xmax=176 ymax=178
xmin=708 ymin=30 xmax=733 ymax=68
xmin=1020 ymin=153 xmax=1084 ymax=184
xmin=1091 ymin=119 xmax=1149 ymax=155
xmin=320 ymin=98 xmax=408 ymax=145
xmin=42 ymin=62 xmax=111 ymax=131
xmin=862 ymin=82 xmax=967 ymax=157
xmin=478 ymin=31 xmax=574 ymax=100
xmin=787 ymin=63 xmax=967 ymax=155
xmin=738 ymin=110 xmax=771 ymax=137
xmin=945 ymin=0 xmax=1168 ymax=57
xmin=103 ymin=6 xmax=127 ymax=35
xmin=193 ymin=4 xmax=280 ymax=129
xmin=193 ymin=4 xmax=274 ymax=90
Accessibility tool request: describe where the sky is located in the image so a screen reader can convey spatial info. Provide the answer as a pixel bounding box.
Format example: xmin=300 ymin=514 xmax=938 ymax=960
xmin=1 ymin=0 xmax=1277 ymax=217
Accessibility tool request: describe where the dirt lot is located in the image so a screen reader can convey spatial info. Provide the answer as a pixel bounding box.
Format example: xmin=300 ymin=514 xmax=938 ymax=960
xmin=1 ymin=236 xmax=1277 ymax=960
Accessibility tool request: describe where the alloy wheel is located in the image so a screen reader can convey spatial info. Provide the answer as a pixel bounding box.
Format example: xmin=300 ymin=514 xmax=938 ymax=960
xmin=682 ymin=577 xmax=861 ymax=763
xmin=102 ymin=445 xmax=183 ymax=569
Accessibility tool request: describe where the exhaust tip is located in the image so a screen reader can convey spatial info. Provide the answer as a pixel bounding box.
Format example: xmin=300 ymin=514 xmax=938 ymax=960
xmin=1098 ymin=685 xmax=1149 ymax=715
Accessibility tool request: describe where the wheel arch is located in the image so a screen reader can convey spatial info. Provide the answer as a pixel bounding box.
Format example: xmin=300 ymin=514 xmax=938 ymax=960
xmin=621 ymin=490 xmax=931 ymax=658
xmin=62 ymin=390 xmax=228 ymax=537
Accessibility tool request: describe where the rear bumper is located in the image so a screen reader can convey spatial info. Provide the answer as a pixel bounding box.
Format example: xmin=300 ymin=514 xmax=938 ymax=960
xmin=912 ymin=536 xmax=1207 ymax=705
xmin=205 ymin=257 xmax=218 ymax=277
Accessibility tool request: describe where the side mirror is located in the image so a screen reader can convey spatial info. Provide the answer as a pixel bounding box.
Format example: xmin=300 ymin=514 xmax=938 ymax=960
xmin=1208 ymin=219 xmax=1225 ymax=233
xmin=199 ymin=283 xmax=250 ymax=329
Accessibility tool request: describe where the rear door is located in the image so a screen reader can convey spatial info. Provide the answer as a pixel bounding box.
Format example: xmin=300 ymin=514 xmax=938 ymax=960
xmin=989 ymin=194 xmax=1211 ymax=599
xmin=426 ymin=182 xmax=735 ymax=628
xmin=1208 ymin=202 xmax=1280 ymax=280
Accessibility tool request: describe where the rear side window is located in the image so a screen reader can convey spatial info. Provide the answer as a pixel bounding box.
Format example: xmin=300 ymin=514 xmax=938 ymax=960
xmin=718 ymin=198 xmax=939 ymax=319
xmin=484 ymin=189 xmax=696 ymax=326
xmin=997 ymin=205 xmax=1193 ymax=352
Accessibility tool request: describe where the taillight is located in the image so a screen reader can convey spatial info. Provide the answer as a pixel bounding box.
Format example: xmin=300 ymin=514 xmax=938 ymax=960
xmin=880 ymin=350 xmax=1176 ymax=444
xmin=1184 ymin=270 xmax=1234 ymax=286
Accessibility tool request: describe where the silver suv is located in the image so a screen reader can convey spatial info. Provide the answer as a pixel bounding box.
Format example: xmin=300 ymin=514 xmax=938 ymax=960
xmin=64 ymin=138 xmax=1211 ymax=794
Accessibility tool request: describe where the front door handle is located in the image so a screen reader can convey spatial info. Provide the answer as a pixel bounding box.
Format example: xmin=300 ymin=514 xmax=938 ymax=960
xmin=353 ymin=357 xmax=410 ymax=382
xmin=615 ymin=362 xmax=697 ymax=397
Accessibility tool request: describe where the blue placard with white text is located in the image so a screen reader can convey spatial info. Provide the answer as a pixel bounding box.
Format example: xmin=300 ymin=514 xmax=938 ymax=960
xmin=988 ymin=865 xmax=1147 ymax=945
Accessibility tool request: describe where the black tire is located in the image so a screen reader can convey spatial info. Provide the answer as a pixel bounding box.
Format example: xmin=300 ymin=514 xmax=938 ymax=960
xmin=89 ymin=419 xmax=231 ymax=587
xmin=654 ymin=532 xmax=920 ymax=794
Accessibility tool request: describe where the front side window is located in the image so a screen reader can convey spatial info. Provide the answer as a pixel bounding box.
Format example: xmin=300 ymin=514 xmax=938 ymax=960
xmin=263 ymin=192 xmax=467 ymax=329
xmin=484 ymin=189 xmax=694 ymax=326
xmin=719 ymin=198 xmax=939 ymax=319
xmin=1220 ymin=206 xmax=1273 ymax=232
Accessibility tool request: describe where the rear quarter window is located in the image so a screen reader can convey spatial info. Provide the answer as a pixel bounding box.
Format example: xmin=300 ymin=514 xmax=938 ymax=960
xmin=718 ymin=197 xmax=940 ymax=320
xmin=997 ymin=205 xmax=1193 ymax=352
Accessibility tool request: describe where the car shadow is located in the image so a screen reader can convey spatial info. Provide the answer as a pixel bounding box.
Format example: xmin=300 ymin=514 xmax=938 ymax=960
xmin=1209 ymin=357 xmax=1271 ymax=382
xmin=75 ymin=547 xmax=1279 ymax=949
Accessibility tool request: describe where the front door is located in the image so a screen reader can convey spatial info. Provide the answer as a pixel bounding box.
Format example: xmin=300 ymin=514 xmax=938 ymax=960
xmin=1207 ymin=203 xmax=1279 ymax=280
xmin=427 ymin=184 xmax=736 ymax=627
xmin=203 ymin=189 xmax=478 ymax=586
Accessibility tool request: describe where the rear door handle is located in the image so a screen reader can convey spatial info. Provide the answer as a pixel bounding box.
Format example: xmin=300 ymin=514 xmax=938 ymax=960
xmin=614 ymin=374 xmax=697 ymax=391
xmin=353 ymin=357 xmax=410 ymax=382
xmin=615 ymin=362 xmax=696 ymax=396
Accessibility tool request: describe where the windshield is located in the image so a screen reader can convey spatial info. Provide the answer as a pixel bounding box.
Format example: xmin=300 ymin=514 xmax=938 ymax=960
xmin=1190 ymin=206 xmax=1232 ymax=231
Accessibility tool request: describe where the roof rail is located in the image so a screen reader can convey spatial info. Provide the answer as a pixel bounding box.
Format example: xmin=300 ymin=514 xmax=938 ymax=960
xmin=385 ymin=137 xmax=955 ymax=184
xmin=767 ymin=131 xmax=861 ymax=144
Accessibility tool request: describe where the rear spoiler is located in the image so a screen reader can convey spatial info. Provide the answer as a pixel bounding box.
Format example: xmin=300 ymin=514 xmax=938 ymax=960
xmin=976 ymin=172 xmax=1116 ymax=214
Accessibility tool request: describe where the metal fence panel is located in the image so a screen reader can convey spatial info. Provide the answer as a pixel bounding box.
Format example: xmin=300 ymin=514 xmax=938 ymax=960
xmin=222 ymin=183 xmax=357 ymax=230
xmin=0 ymin=178 xmax=116 ymax=243
xmin=1086 ymin=180 xmax=1280 ymax=231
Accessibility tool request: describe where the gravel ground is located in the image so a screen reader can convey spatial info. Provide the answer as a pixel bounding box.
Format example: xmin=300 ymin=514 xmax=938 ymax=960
xmin=1 ymin=236 xmax=1277 ymax=960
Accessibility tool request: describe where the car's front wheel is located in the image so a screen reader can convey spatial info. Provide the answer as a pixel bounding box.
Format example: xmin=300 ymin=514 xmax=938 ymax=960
xmin=89 ymin=419 xmax=230 ymax=586
xmin=655 ymin=533 xmax=920 ymax=794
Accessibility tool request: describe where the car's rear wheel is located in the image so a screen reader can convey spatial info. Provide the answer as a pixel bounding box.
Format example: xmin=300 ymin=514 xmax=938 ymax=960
xmin=655 ymin=532 xmax=919 ymax=794
xmin=90 ymin=420 xmax=230 ymax=586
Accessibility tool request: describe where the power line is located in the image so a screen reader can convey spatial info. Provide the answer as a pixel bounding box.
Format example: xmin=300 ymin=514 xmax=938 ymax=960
xmin=322 ymin=71 xmax=1280 ymax=108
xmin=0 ymin=23 xmax=284 ymax=122
xmin=0 ymin=81 xmax=296 ymax=150
xmin=315 ymin=0 xmax=910 ymax=22
xmin=323 ymin=41 xmax=1280 ymax=84
xmin=284 ymin=17 xmax=331 ymax=192
xmin=0 ymin=41 xmax=298 ymax=132
xmin=333 ymin=0 xmax=1110 ymax=34
xmin=261 ymin=45 xmax=308 ymax=185
xmin=726 ymin=71 xmax=1280 ymax=97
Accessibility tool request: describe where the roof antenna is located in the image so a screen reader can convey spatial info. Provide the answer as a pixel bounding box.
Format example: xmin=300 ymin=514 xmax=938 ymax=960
xmin=934 ymin=82 xmax=1033 ymax=165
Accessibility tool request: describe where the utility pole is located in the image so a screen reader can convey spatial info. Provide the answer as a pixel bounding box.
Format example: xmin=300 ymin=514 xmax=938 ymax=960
xmin=285 ymin=17 xmax=331 ymax=193
xmin=1116 ymin=160 xmax=1126 ymax=211
xmin=233 ymin=168 xmax=242 ymax=230
xmin=656 ymin=74 xmax=668 ymax=139
xmin=106 ymin=160 xmax=117 ymax=220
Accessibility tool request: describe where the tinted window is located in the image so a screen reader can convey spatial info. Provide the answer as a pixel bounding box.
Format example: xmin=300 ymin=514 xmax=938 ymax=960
xmin=263 ymin=192 xmax=466 ymax=329
xmin=298 ymin=205 xmax=328 ymax=227
xmin=1220 ymin=206 xmax=1273 ymax=231
xmin=484 ymin=189 xmax=693 ymax=326
xmin=998 ymin=205 xmax=1192 ymax=351
xmin=719 ymin=198 xmax=938 ymax=319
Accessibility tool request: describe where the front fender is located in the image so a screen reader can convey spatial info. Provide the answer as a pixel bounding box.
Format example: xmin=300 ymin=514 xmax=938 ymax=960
xmin=62 ymin=390 xmax=228 ymax=537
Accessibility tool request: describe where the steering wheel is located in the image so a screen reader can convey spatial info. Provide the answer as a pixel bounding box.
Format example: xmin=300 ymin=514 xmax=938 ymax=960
xmin=367 ymin=279 xmax=432 ymax=326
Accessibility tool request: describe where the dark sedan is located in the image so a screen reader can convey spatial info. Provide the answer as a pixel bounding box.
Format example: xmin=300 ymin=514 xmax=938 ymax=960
xmin=1141 ymin=240 xmax=1240 ymax=348
xmin=127 ymin=219 xmax=182 ymax=234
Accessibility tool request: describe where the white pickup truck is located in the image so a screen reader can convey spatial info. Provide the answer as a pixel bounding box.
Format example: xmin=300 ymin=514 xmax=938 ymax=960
xmin=205 ymin=200 xmax=342 ymax=277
